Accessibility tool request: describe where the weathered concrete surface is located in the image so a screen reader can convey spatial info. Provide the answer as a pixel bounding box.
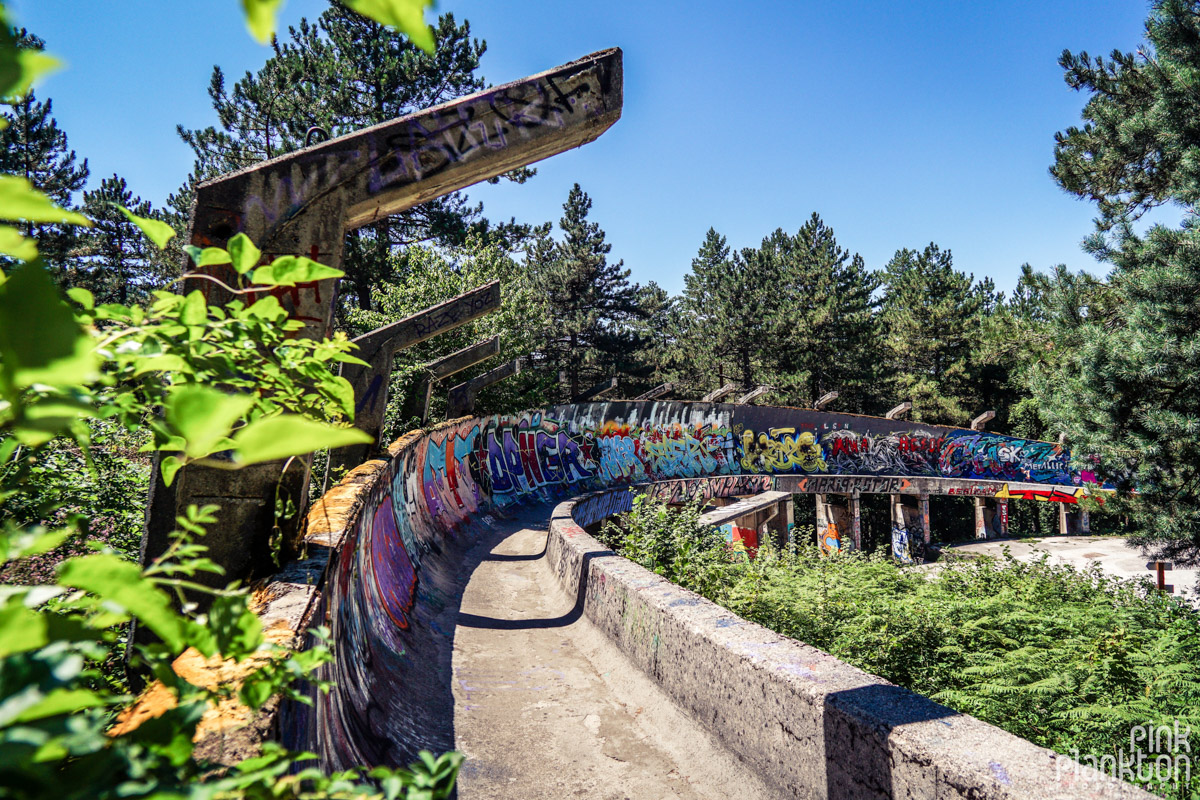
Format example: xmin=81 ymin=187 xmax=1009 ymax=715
xmin=452 ymin=505 xmax=773 ymax=799
xmin=947 ymin=535 xmax=1200 ymax=606
xmin=546 ymin=489 xmax=1155 ymax=799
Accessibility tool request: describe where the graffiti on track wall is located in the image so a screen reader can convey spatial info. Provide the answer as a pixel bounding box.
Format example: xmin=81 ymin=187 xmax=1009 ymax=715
xmin=285 ymin=402 xmax=1102 ymax=772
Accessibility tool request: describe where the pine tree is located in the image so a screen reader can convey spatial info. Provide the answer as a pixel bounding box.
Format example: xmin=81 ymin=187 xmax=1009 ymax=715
xmin=768 ymin=214 xmax=879 ymax=410
xmin=528 ymin=184 xmax=642 ymax=400
xmin=0 ymin=28 xmax=88 ymax=273
xmin=76 ymin=175 xmax=175 ymax=304
xmin=674 ymin=227 xmax=778 ymax=395
xmin=878 ymin=243 xmax=987 ymax=425
xmin=1034 ymin=0 xmax=1200 ymax=565
xmin=174 ymin=4 xmax=531 ymax=317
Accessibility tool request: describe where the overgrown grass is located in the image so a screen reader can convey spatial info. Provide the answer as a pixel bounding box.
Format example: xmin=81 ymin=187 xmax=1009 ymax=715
xmin=598 ymin=495 xmax=1200 ymax=799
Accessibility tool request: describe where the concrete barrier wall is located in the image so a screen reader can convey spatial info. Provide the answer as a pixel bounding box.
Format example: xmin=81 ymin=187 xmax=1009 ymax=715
xmin=267 ymin=402 xmax=1140 ymax=797
xmin=547 ymin=488 xmax=1150 ymax=799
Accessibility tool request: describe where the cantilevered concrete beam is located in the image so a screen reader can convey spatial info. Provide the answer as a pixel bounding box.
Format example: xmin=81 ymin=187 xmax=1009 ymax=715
xmin=573 ymin=377 xmax=619 ymax=403
xmin=814 ymin=391 xmax=838 ymax=410
xmin=734 ymin=385 xmax=775 ymax=405
xmin=702 ymin=383 xmax=739 ymax=403
xmin=143 ymin=48 xmax=624 ymax=595
xmin=885 ymin=401 xmax=912 ymax=420
xmin=632 ymin=382 xmax=674 ymax=401
xmin=402 ymin=336 xmax=501 ymax=426
xmin=447 ymin=359 xmax=522 ymax=419
xmin=970 ymin=410 xmax=996 ymax=431
xmin=330 ymin=283 xmax=502 ymax=476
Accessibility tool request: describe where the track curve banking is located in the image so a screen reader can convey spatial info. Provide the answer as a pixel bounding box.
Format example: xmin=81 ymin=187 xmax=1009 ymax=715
xmin=278 ymin=401 xmax=1143 ymax=799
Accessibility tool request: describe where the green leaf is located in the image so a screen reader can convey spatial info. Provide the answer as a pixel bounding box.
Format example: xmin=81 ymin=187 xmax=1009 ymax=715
xmin=132 ymin=354 xmax=195 ymax=377
xmin=0 ymin=176 xmax=91 ymax=226
xmin=12 ymin=688 xmax=112 ymax=723
xmin=66 ymin=287 xmax=94 ymax=310
xmin=1 ymin=527 xmax=72 ymax=561
xmin=227 ymin=233 xmax=262 ymax=275
xmin=57 ymin=555 xmax=187 ymax=652
xmin=341 ymin=0 xmax=435 ymax=52
xmin=242 ymin=0 xmax=286 ymax=44
xmin=0 ymin=224 xmax=37 ymax=260
xmin=184 ymin=244 xmax=232 ymax=268
xmin=0 ymin=47 xmax=62 ymax=99
xmin=115 ymin=205 xmax=176 ymax=250
xmin=165 ymin=386 xmax=255 ymax=459
xmin=0 ymin=600 xmax=48 ymax=658
xmin=329 ymin=376 xmax=355 ymax=418
xmin=179 ymin=290 xmax=207 ymax=326
xmin=0 ymin=260 xmax=97 ymax=390
xmin=232 ymin=415 xmax=372 ymax=465
xmin=160 ymin=455 xmax=184 ymax=486
xmin=251 ymin=255 xmax=344 ymax=287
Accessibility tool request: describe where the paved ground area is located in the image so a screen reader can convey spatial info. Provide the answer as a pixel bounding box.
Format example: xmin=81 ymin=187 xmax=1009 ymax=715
xmin=945 ymin=535 xmax=1198 ymax=605
xmin=451 ymin=505 xmax=773 ymax=800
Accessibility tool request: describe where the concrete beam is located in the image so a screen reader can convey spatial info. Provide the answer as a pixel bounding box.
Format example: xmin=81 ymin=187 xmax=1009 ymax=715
xmin=446 ymin=359 xmax=522 ymax=419
xmin=970 ymin=410 xmax=996 ymax=431
xmin=885 ymin=401 xmax=912 ymax=420
xmin=142 ymin=48 xmax=623 ymax=595
xmin=573 ymin=377 xmax=619 ymax=403
xmin=734 ymin=385 xmax=774 ymax=405
xmin=185 ymin=48 xmax=623 ymax=341
xmin=814 ymin=391 xmax=838 ymax=410
xmin=330 ymin=282 xmax=502 ymax=474
xmin=401 ymin=336 xmax=501 ymax=426
xmin=702 ymin=383 xmax=739 ymax=403
xmin=632 ymin=382 xmax=674 ymax=401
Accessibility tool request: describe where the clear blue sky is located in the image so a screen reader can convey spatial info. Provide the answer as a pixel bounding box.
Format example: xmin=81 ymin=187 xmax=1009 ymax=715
xmin=8 ymin=0 xmax=1155 ymax=295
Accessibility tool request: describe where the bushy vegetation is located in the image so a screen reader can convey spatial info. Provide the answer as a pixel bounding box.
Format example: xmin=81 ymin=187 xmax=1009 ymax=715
xmin=600 ymin=495 xmax=1200 ymax=798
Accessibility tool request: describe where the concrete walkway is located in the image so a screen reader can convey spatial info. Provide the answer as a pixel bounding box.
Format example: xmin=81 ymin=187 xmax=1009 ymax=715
xmin=945 ymin=535 xmax=1198 ymax=606
xmin=451 ymin=504 xmax=773 ymax=800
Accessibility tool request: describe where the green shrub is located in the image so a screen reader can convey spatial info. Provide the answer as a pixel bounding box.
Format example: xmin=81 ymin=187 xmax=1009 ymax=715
xmin=601 ymin=494 xmax=1200 ymax=799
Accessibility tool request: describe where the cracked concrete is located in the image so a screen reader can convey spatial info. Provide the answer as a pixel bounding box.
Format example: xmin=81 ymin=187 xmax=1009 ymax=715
xmin=452 ymin=505 xmax=772 ymax=800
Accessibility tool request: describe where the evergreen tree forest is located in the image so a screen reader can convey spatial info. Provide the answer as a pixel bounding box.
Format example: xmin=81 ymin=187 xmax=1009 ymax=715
xmin=9 ymin=0 xmax=1200 ymax=567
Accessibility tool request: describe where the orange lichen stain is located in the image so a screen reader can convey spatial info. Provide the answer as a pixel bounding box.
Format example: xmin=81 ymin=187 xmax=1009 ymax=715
xmin=109 ymin=619 xmax=295 ymax=739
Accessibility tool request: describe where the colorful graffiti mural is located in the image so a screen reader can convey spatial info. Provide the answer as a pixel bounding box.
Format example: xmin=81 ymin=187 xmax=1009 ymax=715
xmin=285 ymin=402 xmax=1103 ymax=773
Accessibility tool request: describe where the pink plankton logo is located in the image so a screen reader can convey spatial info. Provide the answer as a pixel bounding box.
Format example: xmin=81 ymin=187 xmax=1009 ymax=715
xmin=1057 ymin=721 xmax=1192 ymax=789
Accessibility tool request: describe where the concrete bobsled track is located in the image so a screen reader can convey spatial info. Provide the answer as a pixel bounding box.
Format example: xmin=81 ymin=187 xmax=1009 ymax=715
xmin=260 ymin=401 xmax=1147 ymax=798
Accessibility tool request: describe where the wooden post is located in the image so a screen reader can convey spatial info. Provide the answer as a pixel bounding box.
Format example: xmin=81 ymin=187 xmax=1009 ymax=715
xmin=141 ymin=48 xmax=624 ymax=593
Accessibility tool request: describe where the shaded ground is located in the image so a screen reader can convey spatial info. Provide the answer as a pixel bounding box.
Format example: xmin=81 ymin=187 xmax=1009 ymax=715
xmin=946 ymin=535 xmax=1199 ymax=606
xmin=451 ymin=504 xmax=773 ymax=800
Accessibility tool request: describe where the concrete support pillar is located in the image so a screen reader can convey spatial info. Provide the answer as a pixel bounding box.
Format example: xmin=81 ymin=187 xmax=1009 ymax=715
xmin=975 ymin=498 xmax=988 ymax=539
xmin=851 ymin=491 xmax=862 ymax=551
xmin=918 ymin=494 xmax=931 ymax=545
xmin=1080 ymin=509 xmax=1090 ymax=535
xmin=1059 ymin=501 xmax=1069 ymax=535
xmin=996 ymin=499 xmax=1009 ymax=537
xmin=815 ymin=493 xmax=848 ymax=555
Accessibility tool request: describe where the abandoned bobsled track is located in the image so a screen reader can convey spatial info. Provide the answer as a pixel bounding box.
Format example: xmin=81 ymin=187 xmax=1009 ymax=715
xmin=205 ymin=400 xmax=1149 ymax=800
